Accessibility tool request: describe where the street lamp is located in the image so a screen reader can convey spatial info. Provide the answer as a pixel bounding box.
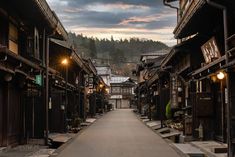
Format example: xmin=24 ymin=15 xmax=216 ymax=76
xmin=216 ymin=71 xmax=225 ymax=141
xmin=105 ymin=88 xmax=109 ymax=93
xmin=61 ymin=58 xmax=68 ymax=66
xmin=61 ymin=58 xmax=69 ymax=132
xmin=217 ymin=71 xmax=225 ymax=80
xmin=99 ymin=84 xmax=104 ymax=89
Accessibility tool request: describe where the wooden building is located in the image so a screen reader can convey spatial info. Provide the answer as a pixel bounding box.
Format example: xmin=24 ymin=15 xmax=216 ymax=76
xmin=109 ymin=75 xmax=135 ymax=109
xmin=48 ymin=39 xmax=92 ymax=133
xmin=145 ymin=55 xmax=169 ymax=121
xmin=83 ymin=59 xmax=99 ymax=117
xmin=0 ymin=0 xmax=67 ymax=146
xmin=164 ymin=0 xmax=235 ymax=156
xmin=160 ymin=35 xmax=209 ymax=136
xmin=135 ymin=52 xmax=167 ymax=117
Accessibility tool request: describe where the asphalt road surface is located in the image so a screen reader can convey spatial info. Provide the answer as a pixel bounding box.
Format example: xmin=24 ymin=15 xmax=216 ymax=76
xmin=56 ymin=109 xmax=181 ymax=157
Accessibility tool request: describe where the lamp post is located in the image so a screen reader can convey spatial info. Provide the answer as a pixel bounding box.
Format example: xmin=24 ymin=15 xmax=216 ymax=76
xmin=61 ymin=58 xmax=68 ymax=131
xmin=217 ymin=71 xmax=225 ymax=142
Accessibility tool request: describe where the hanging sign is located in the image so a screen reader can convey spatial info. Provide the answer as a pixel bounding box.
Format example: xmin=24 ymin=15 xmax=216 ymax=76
xmin=171 ymin=76 xmax=178 ymax=109
xmin=201 ymin=37 xmax=221 ymax=63
xmin=89 ymin=75 xmax=94 ymax=89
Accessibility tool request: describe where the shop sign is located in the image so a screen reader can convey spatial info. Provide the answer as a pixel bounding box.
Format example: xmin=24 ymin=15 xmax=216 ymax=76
xmin=171 ymin=76 xmax=178 ymax=108
xmin=225 ymin=88 xmax=228 ymax=104
xmin=201 ymin=37 xmax=221 ymax=63
xmin=35 ymin=74 xmax=42 ymax=86
xmin=89 ymin=75 xmax=94 ymax=89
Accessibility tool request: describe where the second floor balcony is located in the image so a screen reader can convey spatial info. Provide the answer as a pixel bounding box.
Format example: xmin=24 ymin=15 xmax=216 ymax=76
xmin=174 ymin=0 xmax=222 ymax=39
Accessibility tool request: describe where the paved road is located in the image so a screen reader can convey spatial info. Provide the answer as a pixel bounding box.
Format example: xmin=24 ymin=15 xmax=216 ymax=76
xmin=56 ymin=109 xmax=181 ymax=157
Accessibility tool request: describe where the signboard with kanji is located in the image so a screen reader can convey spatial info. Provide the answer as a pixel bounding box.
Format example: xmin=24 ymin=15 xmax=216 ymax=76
xmin=201 ymin=37 xmax=221 ymax=63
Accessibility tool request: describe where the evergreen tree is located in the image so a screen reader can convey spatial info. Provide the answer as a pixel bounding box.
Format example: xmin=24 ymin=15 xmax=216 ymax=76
xmin=89 ymin=39 xmax=97 ymax=58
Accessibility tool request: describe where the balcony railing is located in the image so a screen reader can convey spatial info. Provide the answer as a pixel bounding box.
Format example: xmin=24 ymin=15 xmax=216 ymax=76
xmin=227 ymin=34 xmax=235 ymax=58
xmin=174 ymin=0 xmax=206 ymax=38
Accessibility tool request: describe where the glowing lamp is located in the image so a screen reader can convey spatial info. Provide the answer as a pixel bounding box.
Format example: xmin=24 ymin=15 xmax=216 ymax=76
xmin=217 ymin=72 xmax=225 ymax=80
xmin=105 ymin=88 xmax=109 ymax=92
xmin=99 ymin=84 xmax=104 ymax=88
xmin=61 ymin=58 xmax=68 ymax=65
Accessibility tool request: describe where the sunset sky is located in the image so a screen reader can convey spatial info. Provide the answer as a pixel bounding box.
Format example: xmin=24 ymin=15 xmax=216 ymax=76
xmin=47 ymin=0 xmax=177 ymax=46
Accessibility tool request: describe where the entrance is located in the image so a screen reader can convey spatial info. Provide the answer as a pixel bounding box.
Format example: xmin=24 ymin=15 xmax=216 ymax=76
xmin=213 ymin=80 xmax=226 ymax=142
xmin=0 ymin=78 xmax=22 ymax=146
xmin=121 ymin=99 xmax=130 ymax=108
xmin=192 ymin=78 xmax=226 ymax=141
xmin=24 ymin=86 xmax=43 ymax=139
xmin=50 ymin=89 xmax=65 ymax=133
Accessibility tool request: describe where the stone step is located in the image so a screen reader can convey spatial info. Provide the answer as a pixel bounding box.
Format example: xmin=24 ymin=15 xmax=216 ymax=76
xmin=0 ymin=147 xmax=7 ymax=152
xmin=142 ymin=119 xmax=150 ymax=122
xmin=86 ymin=118 xmax=96 ymax=123
xmin=156 ymin=127 xmax=170 ymax=134
xmin=191 ymin=141 xmax=228 ymax=156
xmin=146 ymin=121 xmax=161 ymax=127
xmin=152 ymin=125 xmax=162 ymax=130
xmin=140 ymin=116 xmax=148 ymax=119
xmin=173 ymin=144 xmax=205 ymax=157
xmin=160 ymin=132 xmax=180 ymax=138
xmin=211 ymin=147 xmax=227 ymax=154
xmin=81 ymin=122 xmax=91 ymax=126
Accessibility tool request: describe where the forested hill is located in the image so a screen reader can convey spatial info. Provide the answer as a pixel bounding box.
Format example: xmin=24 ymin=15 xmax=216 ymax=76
xmin=68 ymin=32 xmax=169 ymax=77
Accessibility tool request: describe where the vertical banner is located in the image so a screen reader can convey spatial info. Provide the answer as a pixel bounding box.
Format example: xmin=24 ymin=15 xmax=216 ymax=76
xmin=171 ymin=75 xmax=178 ymax=109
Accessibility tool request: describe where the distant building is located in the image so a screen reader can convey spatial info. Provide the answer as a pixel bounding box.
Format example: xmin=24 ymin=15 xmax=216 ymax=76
xmin=136 ymin=51 xmax=168 ymax=83
xmin=95 ymin=65 xmax=111 ymax=87
xmin=109 ymin=75 xmax=136 ymax=109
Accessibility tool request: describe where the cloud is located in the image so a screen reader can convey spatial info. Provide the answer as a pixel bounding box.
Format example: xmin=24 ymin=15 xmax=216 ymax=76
xmin=85 ymin=2 xmax=150 ymax=12
xmin=52 ymin=0 xmax=166 ymax=8
xmin=46 ymin=0 xmax=177 ymax=46
xmin=119 ymin=12 xmax=175 ymax=25
xmin=63 ymin=8 xmax=83 ymax=13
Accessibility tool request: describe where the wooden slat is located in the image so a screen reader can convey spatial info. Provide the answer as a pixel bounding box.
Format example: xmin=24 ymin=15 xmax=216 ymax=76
xmin=0 ymin=47 xmax=41 ymax=70
xmin=192 ymin=55 xmax=226 ymax=76
xmin=33 ymin=0 xmax=68 ymax=40
xmin=174 ymin=0 xmax=206 ymax=38
xmin=227 ymin=34 xmax=235 ymax=42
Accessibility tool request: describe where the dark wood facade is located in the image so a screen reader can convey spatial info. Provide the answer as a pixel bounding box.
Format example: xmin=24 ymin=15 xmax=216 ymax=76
xmin=164 ymin=0 xmax=235 ymax=156
xmin=48 ymin=39 xmax=92 ymax=133
xmin=0 ymin=0 xmax=68 ymax=146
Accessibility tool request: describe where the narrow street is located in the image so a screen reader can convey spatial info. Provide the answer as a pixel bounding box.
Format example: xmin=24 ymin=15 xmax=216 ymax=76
xmin=56 ymin=109 xmax=181 ymax=157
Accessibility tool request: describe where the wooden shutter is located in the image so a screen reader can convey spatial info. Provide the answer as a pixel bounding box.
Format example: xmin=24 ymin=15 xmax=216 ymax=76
xmin=8 ymin=23 xmax=18 ymax=54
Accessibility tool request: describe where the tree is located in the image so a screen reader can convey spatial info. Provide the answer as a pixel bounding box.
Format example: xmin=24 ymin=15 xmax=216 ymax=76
xmin=89 ymin=39 xmax=97 ymax=58
xmin=68 ymin=32 xmax=170 ymax=76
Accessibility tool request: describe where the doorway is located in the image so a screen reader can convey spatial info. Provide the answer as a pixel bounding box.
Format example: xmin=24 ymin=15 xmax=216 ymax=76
xmin=213 ymin=80 xmax=226 ymax=142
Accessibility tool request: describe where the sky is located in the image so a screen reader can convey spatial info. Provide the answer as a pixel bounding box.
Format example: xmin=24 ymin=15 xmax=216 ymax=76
xmin=47 ymin=0 xmax=177 ymax=46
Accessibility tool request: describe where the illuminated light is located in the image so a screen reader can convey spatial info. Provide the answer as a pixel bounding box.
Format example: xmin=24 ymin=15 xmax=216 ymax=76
xmin=178 ymin=87 xmax=183 ymax=92
xmin=211 ymin=75 xmax=217 ymax=83
xmin=217 ymin=72 xmax=225 ymax=80
xmin=99 ymin=84 xmax=104 ymax=88
xmin=105 ymin=88 xmax=109 ymax=92
xmin=61 ymin=58 xmax=68 ymax=65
